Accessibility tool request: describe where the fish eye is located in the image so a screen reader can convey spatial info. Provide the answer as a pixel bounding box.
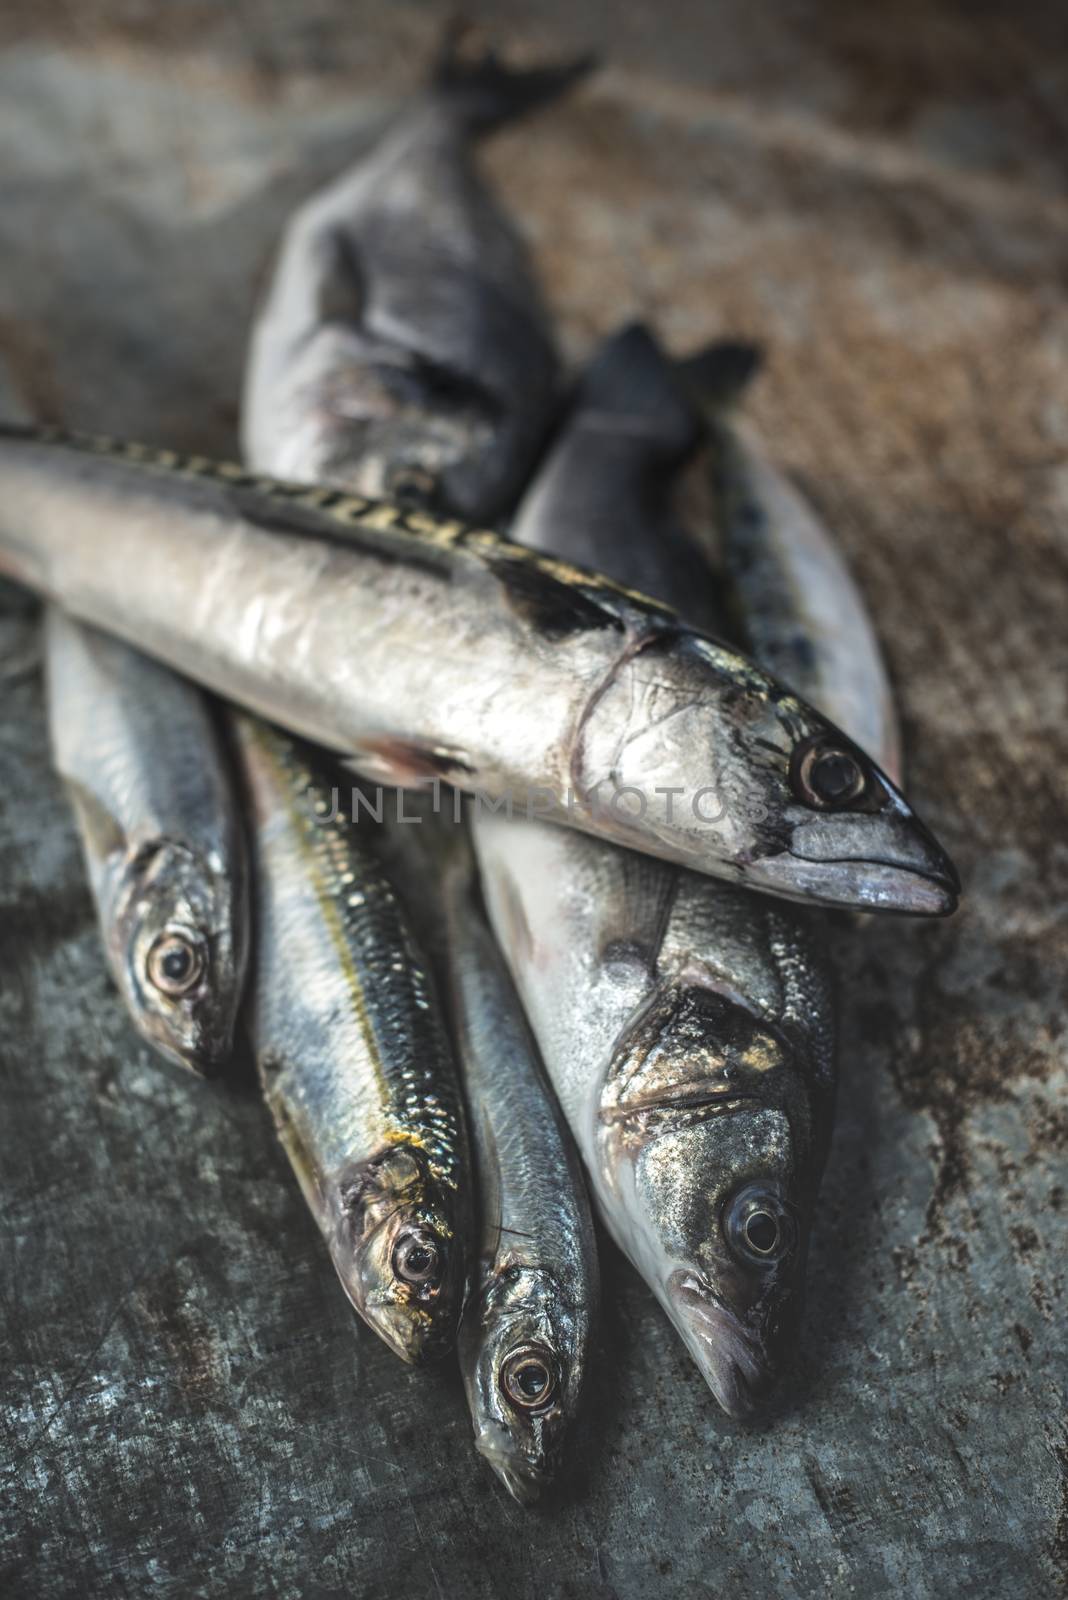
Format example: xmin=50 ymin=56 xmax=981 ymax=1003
xmin=391 ymin=1227 xmax=442 ymax=1289
xmin=146 ymin=932 xmax=203 ymax=997
xmin=744 ymin=1211 xmax=780 ymax=1254
xmin=387 ymin=464 xmax=438 ymax=506
xmin=792 ymin=738 xmax=867 ymax=810
xmin=500 ymin=1344 xmax=558 ymax=1412
xmin=724 ymin=1184 xmax=795 ymax=1267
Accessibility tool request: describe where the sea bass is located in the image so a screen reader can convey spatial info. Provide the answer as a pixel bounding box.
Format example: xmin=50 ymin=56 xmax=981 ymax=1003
xmin=0 ymin=426 xmax=958 ymax=914
xmin=234 ymin=716 xmax=472 ymax=1363
xmin=377 ymin=800 xmax=598 ymax=1502
xmin=45 ymin=608 xmax=248 ymax=1075
xmin=473 ymin=326 xmax=837 ymax=1414
xmin=242 ymin=29 xmax=592 ymax=520
xmin=684 ymin=342 xmax=904 ymax=784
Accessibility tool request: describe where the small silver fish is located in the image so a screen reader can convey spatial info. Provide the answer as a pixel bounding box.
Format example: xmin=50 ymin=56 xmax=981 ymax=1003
xmin=45 ymin=608 xmax=248 ymax=1075
xmin=0 ymin=425 xmax=958 ymax=915
xmin=378 ymin=802 xmax=598 ymax=1503
xmin=473 ymin=326 xmax=837 ymax=1414
xmin=242 ymin=28 xmax=592 ymax=521
xmin=235 ymin=716 xmax=472 ymax=1363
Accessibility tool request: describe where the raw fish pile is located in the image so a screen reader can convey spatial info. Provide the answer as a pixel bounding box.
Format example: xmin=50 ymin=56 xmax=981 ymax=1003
xmin=0 ymin=31 xmax=959 ymax=1505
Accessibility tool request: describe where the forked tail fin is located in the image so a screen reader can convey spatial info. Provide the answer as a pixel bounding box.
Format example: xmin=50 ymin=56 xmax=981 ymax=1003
xmin=432 ymin=20 xmax=597 ymax=136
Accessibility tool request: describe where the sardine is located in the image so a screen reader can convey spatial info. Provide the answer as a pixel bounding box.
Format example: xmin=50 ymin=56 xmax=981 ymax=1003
xmin=0 ymin=426 xmax=958 ymax=914
xmin=376 ymin=801 xmax=598 ymax=1502
xmin=473 ymin=326 xmax=836 ymax=1414
xmin=234 ymin=715 xmax=472 ymax=1363
xmin=44 ymin=608 xmax=248 ymax=1075
xmin=242 ymin=29 xmax=592 ymax=521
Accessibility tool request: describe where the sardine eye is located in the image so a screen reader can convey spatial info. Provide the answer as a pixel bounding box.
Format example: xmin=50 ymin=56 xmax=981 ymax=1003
xmin=792 ymin=738 xmax=867 ymax=810
xmin=146 ymin=932 xmax=203 ymax=997
xmin=724 ymin=1183 xmax=795 ymax=1267
xmin=500 ymin=1345 xmax=558 ymax=1412
xmin=391 ymin=1228 xmax=442 ymax=1288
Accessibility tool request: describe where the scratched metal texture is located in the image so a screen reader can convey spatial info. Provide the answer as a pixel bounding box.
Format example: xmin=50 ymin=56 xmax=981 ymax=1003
xmin=0 ymin=2 xmax=1066 ymax=1596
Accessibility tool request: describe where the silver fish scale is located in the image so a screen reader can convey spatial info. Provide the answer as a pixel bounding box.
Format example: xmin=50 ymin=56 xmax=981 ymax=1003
xmin=445 ymin=887 xmax=593 ymax=1285
xmin=47 ymin=614 xmax=236 ymax=868
xmin=764 ymin=908 xmax=836 ymax=1089
xmin=252 ymin=726 xmax=465 ymax=1190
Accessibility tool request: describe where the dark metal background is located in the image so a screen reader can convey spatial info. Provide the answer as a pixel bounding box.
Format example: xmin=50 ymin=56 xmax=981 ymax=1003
xmin=1 ymin=3 xmax=1065 ymax=1595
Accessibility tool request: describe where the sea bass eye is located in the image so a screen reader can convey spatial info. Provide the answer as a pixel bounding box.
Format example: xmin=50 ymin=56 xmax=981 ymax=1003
xmin=793 ymin=738 xmax=867 ymax=809
xmin=500 ymin=1344 xmax=558 ymax=1412
xmin=744 ymin=1211 xmax=780 ymax=1254
xmin=724 ymin=1184 xmax=795 ymax=1266
xmin=391 ymin=1227 xmax=442 ymax=1289
xmin=146 ymin=932 xmax=203 ymax=996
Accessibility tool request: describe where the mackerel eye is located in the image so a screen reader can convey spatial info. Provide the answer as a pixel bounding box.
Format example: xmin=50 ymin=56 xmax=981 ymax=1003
xmin=500 ymin=1345 xmax=558 ymax=1412
xmin=146 ymin=932 xmax=203 ymax=997
xmin=793 ymin=739 xmax=867 ymax=809
xmin=391 ymin=1228 xmax=442 ymax=1288
xmin=724 ymin=1184 xmax=795 ymax=1267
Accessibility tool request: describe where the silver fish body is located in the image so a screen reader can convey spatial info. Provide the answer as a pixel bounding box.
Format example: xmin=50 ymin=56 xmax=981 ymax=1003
xmin=473 ymin=326 xmax=837 ymax=1414
xmin=0 ymin=425 xmax=958 ymax=914
xmin=686 ymin=342 xmax=904 ymax=785
xmin=377 ymin=801 xmax=598 ymax=1502
xmin=45 ymin=608 xmax=248 ymax=1075
xmin=243 ymin=34 xmax=591 ymax=522
xmin=235 ymin=716 xmax=472 ymax=1364
xmin=474 ymin=814 xmax=835 ymax=1417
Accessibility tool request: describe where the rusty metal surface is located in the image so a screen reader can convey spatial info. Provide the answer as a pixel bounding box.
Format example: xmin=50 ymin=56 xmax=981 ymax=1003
xmin=1 ymin=3 xmax=1066 ymax=1595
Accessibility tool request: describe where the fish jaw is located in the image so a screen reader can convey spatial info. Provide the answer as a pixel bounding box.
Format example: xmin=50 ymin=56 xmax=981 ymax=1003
xmin=666 ymin=1271 xmax=777 ymax=1418
xmin=753 ymin=856 xmax=958 ymax=916
xmin=766 ymin=794 xmax=960 ymax=916
xmin=332 ymin=1145 xmax=467 ymax=1365
xmin=472 ymin=1420 xmax=551 ymax=1506
xmin=458 ymin=1268 xmax=585 ymax=1505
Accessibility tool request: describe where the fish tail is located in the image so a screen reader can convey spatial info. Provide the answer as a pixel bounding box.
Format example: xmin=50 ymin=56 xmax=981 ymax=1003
xmin=676 ymin=339 xmax=764 ymax=418
xmin=575 ymin=322 xmax=703 ymax=458
xmin=431 ymin=20 xmax=597 ymax=135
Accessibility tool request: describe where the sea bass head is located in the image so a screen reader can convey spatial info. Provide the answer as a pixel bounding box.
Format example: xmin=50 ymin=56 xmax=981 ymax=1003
xmin=577 ymin=630 xmax=959 ymax=915
xmin=597 ymin=980 xmax=829 ymax=1417
xmin=333 ymin=1144 xmax=466 ymax=1364
xmin=281 ymin=344 xmax=511 ymax=525
xmin=459 ymin=1264 xmax=589 ymax=1505
xmin=107 ymin=837 xmax=245 ymax=1076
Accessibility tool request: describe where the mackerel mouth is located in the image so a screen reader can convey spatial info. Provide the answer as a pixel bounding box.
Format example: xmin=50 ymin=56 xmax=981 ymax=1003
xmin=783 ymin=804 xmax=961 ymax=916
xmin=793 ymin=857 xmax=959 ymax=916
xmin=756 ymin=852 xmax=959 ymax=916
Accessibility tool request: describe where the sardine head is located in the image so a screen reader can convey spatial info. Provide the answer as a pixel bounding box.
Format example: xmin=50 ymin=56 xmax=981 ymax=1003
xmin=578 ymin=632 xmax=958 ymax=915
xmin=598 ymin=982 xmax=822 ymax=1416
xmin=116 ymin=840 xmax=245 ymax=1076
xmin=459 ymin=1265 xmax=588 ymax=1505
xmin=333 ymin=1144 xmax=466 ymax=1365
